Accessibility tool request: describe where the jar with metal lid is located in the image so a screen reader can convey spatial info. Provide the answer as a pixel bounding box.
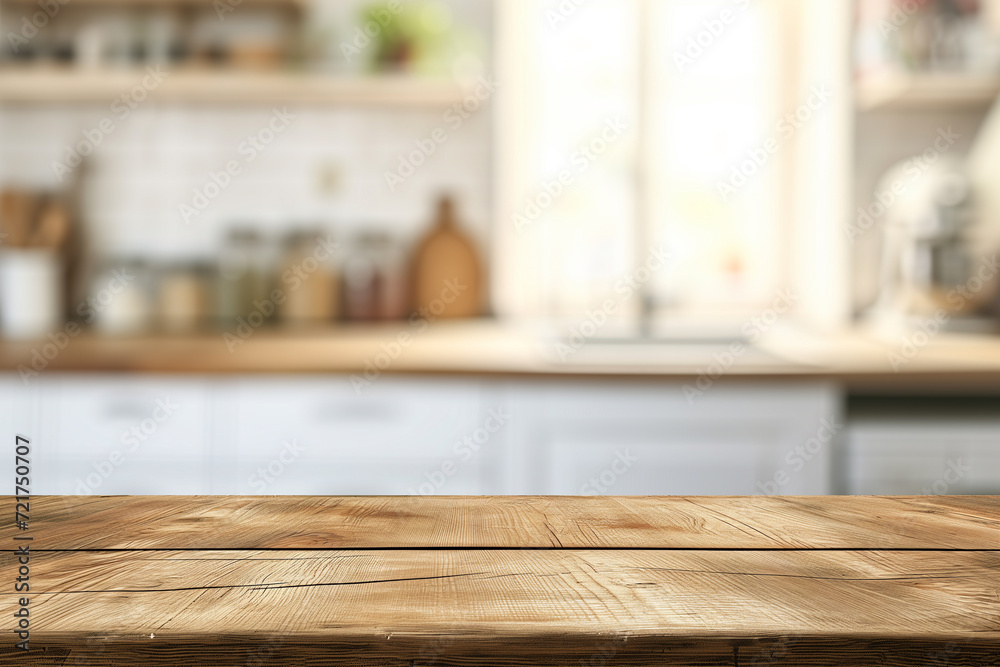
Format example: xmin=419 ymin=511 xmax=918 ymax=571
xmin=277 ymin=230 xmax=340 ymax=325
xmin=217 ymin=227 xmax=271 ymax=324
xmin=87 ymin=259 xmax=153 ymax=335
xmin=158 ymin=262 xmax=213 ymax=333
xmin=343 ymin=231 xmax=408 ymax=321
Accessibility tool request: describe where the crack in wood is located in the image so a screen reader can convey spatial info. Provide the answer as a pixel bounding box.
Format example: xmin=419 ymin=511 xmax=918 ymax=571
xmin=544 ymin=522 xmax=564 ymax=548
xmin=36 ymin=572 xmax=489 ymax=596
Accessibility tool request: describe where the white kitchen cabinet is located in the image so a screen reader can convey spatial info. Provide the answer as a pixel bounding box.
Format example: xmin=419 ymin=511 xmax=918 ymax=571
xmin=9 ymin=375 xmax=214 ymax=495
xmin=0 ymin=373 xmax=506 ymax=495
xmin=0 ymin=374 xmax=50 ymax=495
xmin=546 ymin=437 xmax=767 ymax=495
xmin=0 ymin=373 xmax=854 ymax=497
xmin=211 ymin=376 xmax=505 ymax=495
xmin=504 ymin=380 xmax=842 ymax=495
xmin=847 ymin=420 xmax=1000 ymax=495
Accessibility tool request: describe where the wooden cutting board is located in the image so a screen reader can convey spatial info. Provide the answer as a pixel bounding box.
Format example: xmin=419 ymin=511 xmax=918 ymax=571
xmin=2 ymin=496 xmax=999 ymax=666
xmin=411 ymin=196 xmax=483 ymax=319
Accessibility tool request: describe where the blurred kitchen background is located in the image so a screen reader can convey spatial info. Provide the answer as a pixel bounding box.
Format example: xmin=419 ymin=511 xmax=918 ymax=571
xmin=2 ymin=0 xmax=1000 ymax=496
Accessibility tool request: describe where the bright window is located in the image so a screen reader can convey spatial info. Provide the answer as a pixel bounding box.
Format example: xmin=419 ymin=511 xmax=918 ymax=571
xmin=496 ymin=0 xmax=838 ymax=326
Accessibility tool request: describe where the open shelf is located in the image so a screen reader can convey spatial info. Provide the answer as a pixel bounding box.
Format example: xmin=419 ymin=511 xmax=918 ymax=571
xmin=0 ymin=67 xmax=468 ymax=107
xmin=856 ymin=70 xmax=1000 ymax=111
xmin=3 ymin=0 xmax=304 ymax=7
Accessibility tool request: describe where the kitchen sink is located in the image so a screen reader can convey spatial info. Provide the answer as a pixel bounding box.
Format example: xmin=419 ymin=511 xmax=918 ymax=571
xmin=546 ymin=334 xmax=797 ymax=367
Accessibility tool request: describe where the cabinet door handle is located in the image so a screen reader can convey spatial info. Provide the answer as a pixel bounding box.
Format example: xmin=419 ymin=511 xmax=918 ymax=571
xmin=103 ymin=398 xmax=158 ymax=420
xmin=313 ymin=402 xmax=403 ymax=422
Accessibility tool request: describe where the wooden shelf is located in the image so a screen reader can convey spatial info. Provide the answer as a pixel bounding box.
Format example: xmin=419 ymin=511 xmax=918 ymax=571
xmin=856 ymin=70 xmax=1000 ymax=111
xmin=0 ymin=67 xmax=467 ymax=107
xmin=4 ymin=0 xmax=304 ymax=7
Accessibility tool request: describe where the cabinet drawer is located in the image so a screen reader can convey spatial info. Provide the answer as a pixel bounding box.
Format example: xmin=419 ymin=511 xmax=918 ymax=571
xmin=48 ymin=461 xmax=208 ymax=495
xmin=546 ymin=436 xmax=774 ymax=495
xmin=507 ymin=380 xmax=839 ymax=495
xmin=847 ymin=421 xmax=1000 ymax=495
xmin=233 ymin=457 xmax=502 ymax=495
xmin=218 ymin=376 xmax=500 ymax=494
xmin=51 ymin=376 xmax=210 ymax=462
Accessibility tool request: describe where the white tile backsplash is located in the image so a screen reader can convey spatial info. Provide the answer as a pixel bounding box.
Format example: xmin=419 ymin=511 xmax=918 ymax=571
xmin=0 ymin=101 xmax=492 ymax=259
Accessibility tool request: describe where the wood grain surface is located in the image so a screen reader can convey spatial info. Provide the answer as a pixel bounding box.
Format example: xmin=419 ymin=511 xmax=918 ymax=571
xmin=2 ymin=496 xmax=999 ymax=666
xmin=6 ymin=495 xmax=1000 ymax=550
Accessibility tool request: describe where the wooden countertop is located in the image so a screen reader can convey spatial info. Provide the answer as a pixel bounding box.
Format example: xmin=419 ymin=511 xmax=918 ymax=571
xmin=2 ymin=321 xmax=1000 ymax=388
xmin=3 ymin=496 xmax=999 ymax=665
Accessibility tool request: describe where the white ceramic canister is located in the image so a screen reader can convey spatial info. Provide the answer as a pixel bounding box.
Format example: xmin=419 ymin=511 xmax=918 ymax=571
xmin=0 ymin=249 xmax=64 ymax=340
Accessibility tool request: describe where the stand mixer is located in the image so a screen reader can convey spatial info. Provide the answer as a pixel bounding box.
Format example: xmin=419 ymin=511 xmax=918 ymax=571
xmin=871 ymin=156 xmax=997 ymax=330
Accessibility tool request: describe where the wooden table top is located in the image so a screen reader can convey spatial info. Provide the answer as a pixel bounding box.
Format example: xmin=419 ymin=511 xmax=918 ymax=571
xmin=3 ymin=496 xmax=999 ymax=666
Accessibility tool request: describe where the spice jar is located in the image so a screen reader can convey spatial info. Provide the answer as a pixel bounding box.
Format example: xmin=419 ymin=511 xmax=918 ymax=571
xmin=342 ymin=231 xmax=408 ymax=321
xmin=88 ymin=259 xmax=153 ymax=335
xmin=278 ymin=230 xmax=340 ymax=325
xmin=342 ymin=232 xmax=381 ymax=321
xmin=217 ymin=228 xmax=271 ymax=324
xmin=376 ymin=234 xmax=409 ymax=320
xmin=158 ymin=262 xmax=212 ymax=333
